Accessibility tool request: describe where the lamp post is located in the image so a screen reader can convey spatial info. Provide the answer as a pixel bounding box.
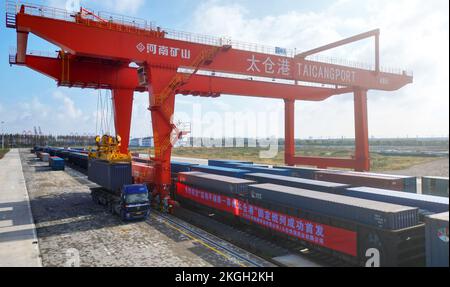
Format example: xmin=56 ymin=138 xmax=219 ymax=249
xmin=1 ymin=121 xmax=5 ymax=150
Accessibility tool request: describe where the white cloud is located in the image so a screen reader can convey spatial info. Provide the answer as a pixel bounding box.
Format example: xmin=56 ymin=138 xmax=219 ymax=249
xmin=186 ymin=0 xmax=449 ymax=138
xmin=47 ymin=0 xmax=144 ymax=15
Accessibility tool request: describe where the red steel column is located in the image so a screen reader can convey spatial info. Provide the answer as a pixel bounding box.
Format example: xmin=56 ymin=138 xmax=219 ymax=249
xmin=284 ymin=99 xmax=295 ymax=166
xmin=354 ymin=89 xmax=370 ymax=171
xmin=112 ymin=88 xmax=134 ymax=154
xmin=148 ymin=66 xmax=178 ymax=206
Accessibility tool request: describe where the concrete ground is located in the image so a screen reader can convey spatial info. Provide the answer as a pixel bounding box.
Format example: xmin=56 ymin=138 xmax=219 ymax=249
xmin=0 ymin=149 xmax=41 ymax=267
xmin=382 ymin=158 xmax=449 ymax=178
xmin=19 ymin=150 xmax=268 ymax=267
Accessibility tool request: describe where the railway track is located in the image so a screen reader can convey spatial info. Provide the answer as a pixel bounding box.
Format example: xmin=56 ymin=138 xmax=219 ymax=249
xmin=150 ymin=211 xmax=274 ymax=267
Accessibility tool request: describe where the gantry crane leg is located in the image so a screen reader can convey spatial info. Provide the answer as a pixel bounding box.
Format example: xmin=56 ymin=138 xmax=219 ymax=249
xmin=112 ymin=88 xmax=134 ymax=154
xmin=147 ymin=66 xmax=178 ymax=209
xmin=353 ymin=89 xmax=370 ymax=171
xmin=284 ymin=89 xmax=370 ymax=171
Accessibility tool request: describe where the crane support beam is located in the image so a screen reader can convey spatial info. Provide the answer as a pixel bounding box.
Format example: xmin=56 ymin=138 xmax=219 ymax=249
xmin=14 ymin=10 xmax=412 ymax=91
xmin=18 ymin=53 xmax=351 ymax=101
xmin=295 ymin=29 xmax=381 ymax=73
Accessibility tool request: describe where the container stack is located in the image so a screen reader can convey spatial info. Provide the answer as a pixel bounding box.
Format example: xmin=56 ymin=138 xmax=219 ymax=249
xmin=314 ymin=170 xmax=417 ymax=193
xmin=342 ymin=187 xmax=449 ymax=216
xmin=234 ymin=165 xmax=292 ymax=176
xmin=244 ymin=173 xmax=350 ymax=193
xmin=190 ymin=165 xmax=250 ymax=178
xmin=208 ymin=159 xmax=253 ymax=168
xmin=248 ymin=183 xmax=420 ymax=230
xmin=178 ymin=171 xmax=256 ymax=196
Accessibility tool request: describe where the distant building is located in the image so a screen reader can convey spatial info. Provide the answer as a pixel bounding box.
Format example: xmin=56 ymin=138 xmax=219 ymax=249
xmin=141 ymin=137 xmax=154 ymax=147
xmin=129 ymin=138 xmax=141 ymax=147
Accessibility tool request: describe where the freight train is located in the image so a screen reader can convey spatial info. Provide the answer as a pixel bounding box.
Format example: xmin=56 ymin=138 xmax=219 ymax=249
xmin=32 ymin=148 xmax=449 ymax=266
xmin=175 ymin=171 xmax=426 ymax=267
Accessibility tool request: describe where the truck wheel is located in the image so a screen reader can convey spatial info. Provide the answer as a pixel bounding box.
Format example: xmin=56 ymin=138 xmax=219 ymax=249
xmin=120 ymin=210 xmax=127 ymax=221
xmin=109 ymin=203 xmax=115 ymax=214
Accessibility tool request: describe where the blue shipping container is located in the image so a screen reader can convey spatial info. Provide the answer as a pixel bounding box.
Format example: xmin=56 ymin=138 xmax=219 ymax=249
xmin=171 ymin=161 xmax=198 ymax=174
xmin=49 ymin=156 xmax=65 ymax=171
xmin=208 ymin=159 xmax=253 ymax=168
xmin=274 ymin=166 xmax=330 ymax=179
xmin=244 ymin=173 xmax=350 ymax=193
xmin=249 ymin=183 xmax=419 ymax=230
xmin=342 ymin=187 xmax=449 ymax=216
xmin=422 ymin=176 xmax=449 ymax=198
xmin=191 ymin=165 xmax=250 ymax=178
xmin=235 ymin=165 xmax=293 ymax=176
xmin=88 ymin=159 xmax=132 ymax=191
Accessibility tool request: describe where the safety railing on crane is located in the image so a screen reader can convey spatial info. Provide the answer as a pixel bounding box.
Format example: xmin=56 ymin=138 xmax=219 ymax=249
xmin=6 ymin=0 xmax=412 ymax=77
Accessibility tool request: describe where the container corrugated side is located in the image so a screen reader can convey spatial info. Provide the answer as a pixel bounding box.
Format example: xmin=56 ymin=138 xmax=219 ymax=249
xmin=248 ymin=183 xmax=419 ymax=230
xmin=49 ymin=156 xmax=65 ymax=170
xmin=171 ymin=161 xmax=197 ymax=174
xmin=343 ymin=187 xmax=449 ymax=215
xmin=190 ymin=165 xmax=250 ymax=178
xmin=422 ymin=176 xmax=449 ymax=198
xmin=235 ymin=165 xmax=292 ymax=176
xmin=314 ymin=170 xmax=410 ymax=192
xmin=274 ymin=166 xmax=330 ymax=179
xmin=88 ymin=159 xmax=132 ymax=191
xmin=244 ymin=173 xmax=350 ymax=193
xmin=208 ymin=159 xmax=253 ymax=168
xmin=425 ymin=212 xmax=449 ymax=267
xmin=178 ymin=171 xmax=256 ymax=195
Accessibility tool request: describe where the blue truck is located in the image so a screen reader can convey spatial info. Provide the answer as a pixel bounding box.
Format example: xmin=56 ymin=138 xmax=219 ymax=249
xmin=91 ymin=184 xmax=151 ymax=220
xmin=88 ymin=159 xmax=151 ymax=220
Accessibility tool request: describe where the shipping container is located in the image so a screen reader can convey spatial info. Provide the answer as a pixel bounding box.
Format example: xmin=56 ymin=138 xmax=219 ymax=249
xmin=191 ymin=165 xmax=250 ymax=178
xmin=314 ymin=170 xmax=417 ymax=193
xmin=176 ymin=181 xmax=425 ymax=266
xmin=274 ymin=166 xmax=331 ymax=179
xmin=171 ymin=161 xmax=198 ymax=174
xmin=208 ymin=159 xmax=253 ymax=168
xmin=68 ymin=152 xmax=89 ymax=169
xmin=132 ymin=161 xmax=155 ymax=184
xmin=234 ymin=165 xmax=293 ymax=176
xmin=425 ymin=212 xmax=449 ymax=267
xmin=133 ymin=157 xmax=150 ymax=164
xmin=40 ymin=152 xmax=50 ymax=162
xmin=49 ymin=156 xmax=65 ymax=171
xmin=422 ymin=176 xmax=449 ymax=198
xmin=244 ymin=173 xmax=350 ymax=193
xmin=342 ymin=187 xmax=449 ymax=216
xmin=248 ymin=183 xmax=419 ymax=230
xmin=178 ymin=171 xmax=256 ymax=196
xmin=88 ymin=159 xmax=132 ymax=191
xmin=230 ymin=163 xmax=269 ymax=168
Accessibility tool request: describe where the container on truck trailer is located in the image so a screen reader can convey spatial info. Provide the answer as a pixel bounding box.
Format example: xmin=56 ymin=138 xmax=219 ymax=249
xmin=425 ymin=212 xmax=449 ymax=267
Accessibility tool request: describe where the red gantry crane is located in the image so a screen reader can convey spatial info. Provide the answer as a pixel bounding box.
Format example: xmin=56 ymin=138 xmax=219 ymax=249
xmin=6 ymin=1 xmax=413 ymax=208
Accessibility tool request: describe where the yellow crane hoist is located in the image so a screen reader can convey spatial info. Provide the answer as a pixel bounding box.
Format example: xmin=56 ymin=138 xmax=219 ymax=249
xmin=88 ymin=134 xmax=131 ymax=162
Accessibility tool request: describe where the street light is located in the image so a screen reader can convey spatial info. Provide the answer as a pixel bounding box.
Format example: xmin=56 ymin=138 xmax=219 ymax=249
xmin=1 ymin=121 xmax=5 ymax=150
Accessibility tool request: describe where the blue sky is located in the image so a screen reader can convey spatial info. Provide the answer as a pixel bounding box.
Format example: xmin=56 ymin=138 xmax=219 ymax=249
xmin=0 ymin=0 xmax=448 ymax=139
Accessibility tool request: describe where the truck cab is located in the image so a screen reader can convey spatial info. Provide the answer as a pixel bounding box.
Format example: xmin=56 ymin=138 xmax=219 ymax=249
xmin=91 ymin=184 xmax=151 ymax=221
xmin=117 ymin=184 xmax=151 ymax=220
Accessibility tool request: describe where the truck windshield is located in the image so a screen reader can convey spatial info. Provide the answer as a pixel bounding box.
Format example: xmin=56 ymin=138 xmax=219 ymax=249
xmin=125 ymin=193 xmax=149 ymax=204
